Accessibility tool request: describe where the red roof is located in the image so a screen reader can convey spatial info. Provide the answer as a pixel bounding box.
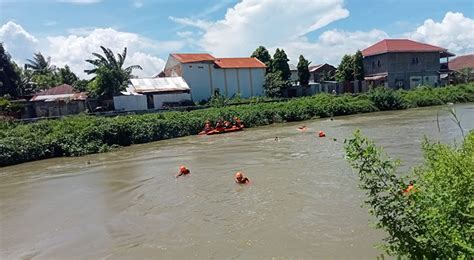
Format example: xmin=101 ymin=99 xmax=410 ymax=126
xmin=449 ymin=54 xmax=474 ymax=71
xmin=214 ymin=57 xmax=266 ymax=68
xmin=36 ymin=84 xmax=75 ymax=95
xmin=362 ymin=39 xmax=447 ymax=57
xmin=171 ymin=53 xmax=216 ymax=63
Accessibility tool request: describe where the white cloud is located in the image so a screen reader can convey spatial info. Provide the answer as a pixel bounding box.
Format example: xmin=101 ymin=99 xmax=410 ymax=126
xmin=189 ymin=0 xmax=349 ymax=57
xmin=0 ymin=21 xmax=38 ymax=64
xmin=283 ymin=29 xmax=388 ymax=66
xmin=168 ymin=16 xmax=212 ymax=30
xmin=406 ymin=12 xmax=474 ymax=55
xmin=46 ymin=28 xmax=184 ymax=78
xmin=56 ymin=0 xmax=101 ymax=4
xmin=1 ymin=22 xmax=183 ymax=79
xmin=177 ymin=31 xmax=194 ymax=38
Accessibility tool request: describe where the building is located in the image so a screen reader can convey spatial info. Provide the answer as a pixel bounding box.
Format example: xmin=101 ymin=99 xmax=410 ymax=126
xmin=448 ymin=54 xmax=474 ymax=72
xmin=289 ymin=64 xmax=298 ymax=82
xmin=309 ymin=63 xmax=336 ymax=83
xmin=362 ymin=39 xmax=455 ymax=89
xmin=162 ymin=53 xmax=266 ymax=102
xmin=29 ymin=84 xmax=89 ymax=117
xmin=114 ymin=77 xmax=191 ymax=111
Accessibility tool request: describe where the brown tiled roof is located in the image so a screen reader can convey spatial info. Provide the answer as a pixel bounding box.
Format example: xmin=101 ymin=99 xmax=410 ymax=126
xmin=171 ymin=53 xmax=216 ymax=63
xmin=214 ymin=57 xmax=266 ymax=68
xmin=449 ymin=54 xmax=474 ymax=71
xmin=362 ymin=39 xmax=447 ymax=57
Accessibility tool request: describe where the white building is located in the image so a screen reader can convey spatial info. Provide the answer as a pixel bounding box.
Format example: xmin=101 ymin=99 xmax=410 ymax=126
xmin=114 ymin=77 xmax=191 ymax=111
xmin=162 ymin=53 xmax=266 ymax=102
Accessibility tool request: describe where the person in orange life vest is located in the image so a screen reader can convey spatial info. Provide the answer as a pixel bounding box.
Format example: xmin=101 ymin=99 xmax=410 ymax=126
xmin=318 ymin=131 xmax=326 ymax=137
xmin=234 ymin=172 xmax=249 ymax=184
xmin=215 ymin=119 xmax=224 ymax=130
xmin=176 ymin=166 xmax=190 ymax=178
xmin=224 ymin=120 xmax=232 ymax=129
xmin=233 ymin=116 xmax=243 ymax=128
xmin=403 ymin=181 xmax=415 ymax=194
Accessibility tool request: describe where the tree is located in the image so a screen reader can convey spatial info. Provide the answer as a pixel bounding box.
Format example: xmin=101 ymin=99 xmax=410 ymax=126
xmin=353 ymin=50 xmax=364 ymax=81
xmin=26 ymin=52 xmax=55 ymax=75
xmin=264 ymin=71 xmax=286 ymax=97
xmin=320 ymin=70 xmax=335 ymax=81
xmin=272 ymin=48 xmax=291 ymax=81
xmin=335 ymin=54 xmax=354 ymax=82
xmin=13 ymin=63 xmax=36 ymax=96
xmin=72 ymin=79 xmax=89 ymax=92
xmin=57 ymin=65 xmax=78 ymax=85
xmin=85 ymin=46 xmax=142 ymax=99
xmin=345 ymin=129 xmax=474 ymax=258
xmin=0 ymin=43 xmax=20 ymax=98
xmin=297 ymin=55 xmax=311 ymax=86
xmin=251 ymin=46 xmax=272 ymax=72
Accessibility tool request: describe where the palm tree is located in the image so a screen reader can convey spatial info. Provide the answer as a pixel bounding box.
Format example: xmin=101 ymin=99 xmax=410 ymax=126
xmin=84 ymin=46 xmax=142 ymax=98
xmin=26 ymin=52 xmax=55 ymax=74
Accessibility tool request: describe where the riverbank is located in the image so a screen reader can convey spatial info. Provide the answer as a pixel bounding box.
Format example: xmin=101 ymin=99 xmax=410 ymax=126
xmin=1 ymin=84 xmax=473 ymax=166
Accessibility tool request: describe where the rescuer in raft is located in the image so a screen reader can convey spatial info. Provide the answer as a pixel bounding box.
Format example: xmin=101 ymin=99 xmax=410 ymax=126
xmin=233 ymin=117 xmax=244 ymax=128
xmin=234 ymin=172 xmax=250 ymax=184
xmin=176 ymin=166 xmax=190 ymax=178
xmin=203 ymin=120 xmax=213 ymax=132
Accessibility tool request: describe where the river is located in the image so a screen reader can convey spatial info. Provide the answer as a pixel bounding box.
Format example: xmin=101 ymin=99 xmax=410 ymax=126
xmin=1 ymin=103 xmax=473 ymax=259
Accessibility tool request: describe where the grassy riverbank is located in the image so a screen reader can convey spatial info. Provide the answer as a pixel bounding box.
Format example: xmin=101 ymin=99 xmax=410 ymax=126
xmin=1 ymin=84 xmax=473 ymax=166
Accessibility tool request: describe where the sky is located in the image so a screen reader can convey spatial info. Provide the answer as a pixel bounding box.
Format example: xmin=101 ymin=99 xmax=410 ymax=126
xmin=1 ymin=0 xmax=473 ymax=78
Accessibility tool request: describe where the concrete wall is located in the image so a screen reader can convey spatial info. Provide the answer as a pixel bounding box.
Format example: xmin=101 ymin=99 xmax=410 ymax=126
xmin=153 ymin=93 xmax=191 ymax=109
xmin=33 ymin=101 xmax=86 ymax=117
xmin=113 ymin=95 xmax=147 ymax=111
xmin=181 ymin=62 xmax=214 ymax=102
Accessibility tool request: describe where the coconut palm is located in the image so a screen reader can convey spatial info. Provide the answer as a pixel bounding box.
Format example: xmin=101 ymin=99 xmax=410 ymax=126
xmin=85 ymin=46 xmax=142 ymax=98
xmin=25 ymin=52 xmax=55 ymax=74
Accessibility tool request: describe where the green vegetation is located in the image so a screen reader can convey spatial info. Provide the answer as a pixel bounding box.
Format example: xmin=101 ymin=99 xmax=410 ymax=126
xmin=1 ymin=84 xmax=473 ymax=166
xmin=297 ymin=55 xmax=311 ymax=86
xmin=336 ymin=49 xmax=364 ymax=82
xmin=344 ymin=128 xmax=473 ymax=258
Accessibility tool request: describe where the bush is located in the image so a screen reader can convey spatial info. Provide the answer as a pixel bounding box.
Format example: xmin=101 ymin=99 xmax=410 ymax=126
xmin=345 ymin=130 xmax=474 ymax=258
xmin=366 ymin=87 xmax=407 ymax=110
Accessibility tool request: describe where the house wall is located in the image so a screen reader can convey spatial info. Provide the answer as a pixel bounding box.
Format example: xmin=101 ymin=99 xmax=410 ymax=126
xmin=290 ymin=70 xmax=298 ymax=82
xmin=364 ymin=52 xmax=441 ymax=89
xmin=181 ymin=61 xmax=214 ymax=102
xmin=163 ymin=55 xmax=183 ymax=77
xmin=153 ymin=93 xmax=191 ymax=109
xmin=33 ymin=101 xmax=86 ymax=117
xmin=113 ymin=95 xmax=147 ymax=111
xmin=251 ymin=68 xmax=265 ymax=96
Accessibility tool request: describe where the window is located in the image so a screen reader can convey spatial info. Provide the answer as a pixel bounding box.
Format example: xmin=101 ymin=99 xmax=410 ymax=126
xmin=198 ymin=66 xmax=204 ymax=69
xmin=188 ymin=65 xmax=192 ymax=68
xmin=372 ymin=61 xmax=375 ymax=68
xmin=411 ymin=57 xmax=419 ymax=65
xmin=377 ymin=60 xmax=381 ymax=68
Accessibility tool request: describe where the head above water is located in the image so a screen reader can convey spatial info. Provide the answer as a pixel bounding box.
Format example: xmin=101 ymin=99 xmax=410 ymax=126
xmin=235 ymin=172 xmax=243 ymax=180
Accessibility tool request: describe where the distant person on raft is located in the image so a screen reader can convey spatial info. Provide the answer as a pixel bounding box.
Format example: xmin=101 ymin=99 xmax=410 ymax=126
xmin=176 ymin=166 xmax=190 ymax=178
xmin=203 ymin=120 xmax=213 ymax=132
xmin=233 ymin=117 xmax=244 ymax=128
xmin=234 ymin=172 xmax=250 ymax=184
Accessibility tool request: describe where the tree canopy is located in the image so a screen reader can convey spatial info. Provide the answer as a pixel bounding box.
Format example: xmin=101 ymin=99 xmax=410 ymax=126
xmin=353 ymin=50 xmax=364 ymax=81
xmin=251 ymin=46 xmax=272 ymax=72
xmin=272 ymin=48 xmax=291 ymax=81
xmin=0 ymin=43 xmax=20 ymax=98
xmin=335 ymin=54 xmax=354 ymax=82
xmin=85 ymin=46 xmax=142 ymax=99
xmin=297 ymin=55 xmax=311 ymax=86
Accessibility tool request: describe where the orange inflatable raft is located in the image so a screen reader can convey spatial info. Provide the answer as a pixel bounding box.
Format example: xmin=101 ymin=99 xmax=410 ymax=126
xmin=198 ymin=126 xmax=244 ymax=135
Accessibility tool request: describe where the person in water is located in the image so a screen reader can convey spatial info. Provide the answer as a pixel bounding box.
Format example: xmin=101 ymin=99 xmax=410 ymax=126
xmin=298 ymin=126 xmax=307 ymax=131
xmin=176 ymin=166 xmax=190 ymax=178
xmin=234 ymin=172 xmax=250 ymax=184
xmin=403 ymin=181 xmax=415 ymax=194
xmin=274 ymin=136 xmax=280 ymax=142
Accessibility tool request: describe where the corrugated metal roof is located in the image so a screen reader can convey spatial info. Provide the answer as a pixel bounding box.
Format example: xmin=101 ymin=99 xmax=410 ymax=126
xmin=362 ymin=39 xmax=447 ymax=57
xmin=127 ymin=77 xmax=190 ymax=94
xmin=449 ymin=54 xmax=474 ymax=71
xmin=30 ymin=93 xmax=88 ymax=102
xmin=214 ymin=57 xmax=266 ymax=68
xmin=171 ymin=53 xmax=216 ymax=63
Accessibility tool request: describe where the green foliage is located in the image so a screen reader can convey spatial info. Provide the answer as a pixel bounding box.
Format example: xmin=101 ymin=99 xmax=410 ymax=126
xmin=336 ymin=54 xmax=354 ymax=82
xmin=272 ymin=48 xmax=291 ymax=81
xmin=366 ymin=87 xmax=407 ymax=110
xmin=353 ymin=50 xmax=364 ymax=81
xmin=265 ymin=71 xmax=287 ymax=97
xmin=85 ymin=46 xmax=142 ymax=99
xmin=72 ymin=79 xmax=90 ymax=92
xmin=31 ymin=72 xmax=60 ymax=90
xmin=0 ymin=43 xmax=21 ymax=98
xmin=1 ymin=84 xmax=473 ymax=166
xmin=26 ymin=52 xmax=55 ymax=75
xmin=345 ymin=130 xmax=474 ymax=258
xmin=251 ymin=46 xmax=272 ymax=72
xmin=297 ymin=55 xmax=311 ymax=86
xmin=57 ymin=65 xmax=78 ymax=85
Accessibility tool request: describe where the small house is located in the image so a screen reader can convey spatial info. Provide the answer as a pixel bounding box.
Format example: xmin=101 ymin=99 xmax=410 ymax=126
xmin=29 ymin=84 xmax=89 ymax=117
xmin=309 ymin=63 xmax=336 ymax=83
xmin=114 ymin=77 xmax=191 ymax=111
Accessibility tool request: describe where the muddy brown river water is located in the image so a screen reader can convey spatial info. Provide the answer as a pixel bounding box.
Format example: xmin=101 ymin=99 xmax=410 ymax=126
xmin=1 ymin=103 xmax=473 ymax=259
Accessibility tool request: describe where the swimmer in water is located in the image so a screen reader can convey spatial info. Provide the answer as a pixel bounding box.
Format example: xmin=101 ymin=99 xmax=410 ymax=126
xmin=176 ymin=166 xmax=190 ymax=178
xmin=234 ymin=172 xmax=249 ymax=184
xmin=274 ymin=136 xmax=280 ymax=142
xmin=298 ymin=126 xmax=307 ymax=131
